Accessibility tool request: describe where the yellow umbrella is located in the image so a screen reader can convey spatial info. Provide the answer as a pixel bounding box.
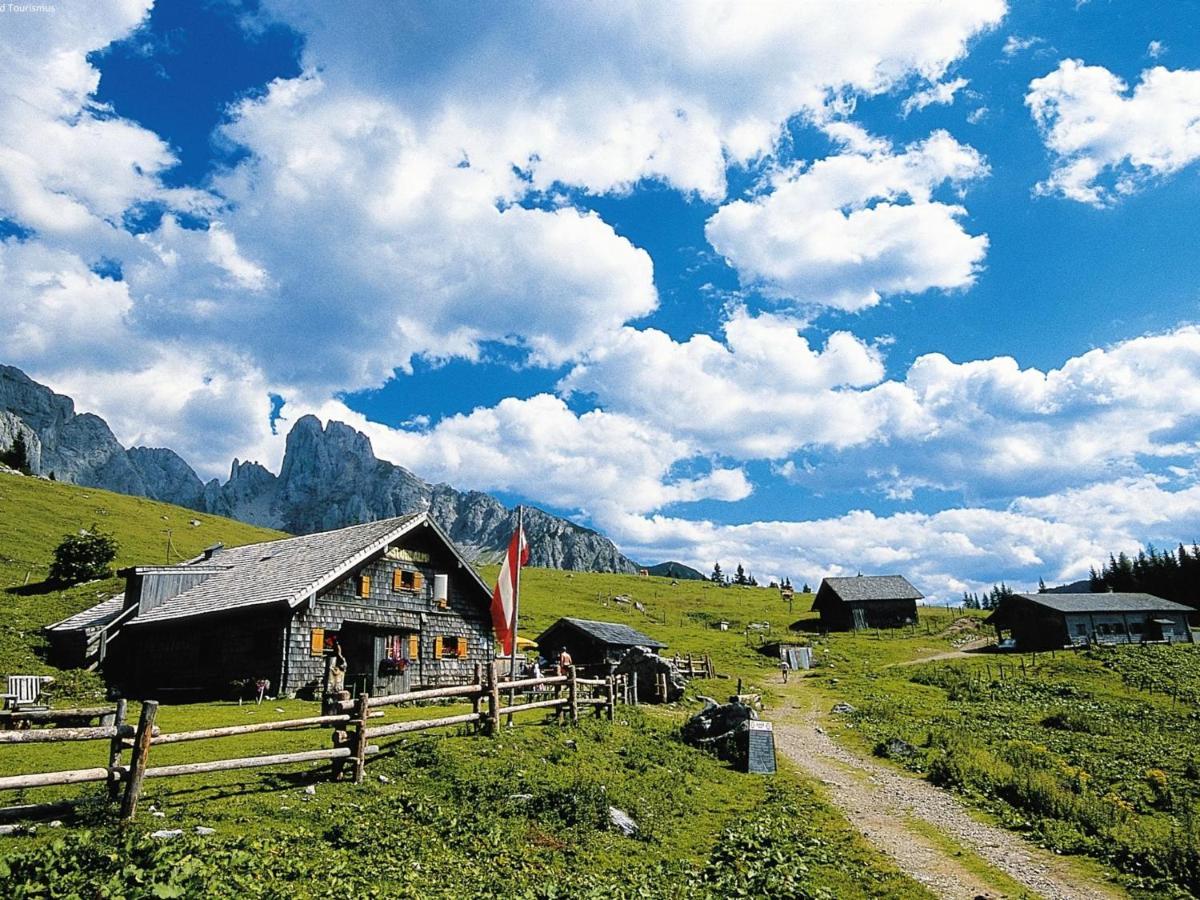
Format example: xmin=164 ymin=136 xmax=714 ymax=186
xmin=496 ymin=634 xmax=538 ymax=652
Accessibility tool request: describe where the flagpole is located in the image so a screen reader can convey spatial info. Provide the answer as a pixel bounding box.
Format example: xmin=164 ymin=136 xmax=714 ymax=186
xmin=507 ymin=505 xmax=523 ymax=725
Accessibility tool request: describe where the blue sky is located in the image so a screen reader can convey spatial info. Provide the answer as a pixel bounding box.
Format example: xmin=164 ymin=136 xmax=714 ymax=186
xmin=3 ymin=0 xmax=1200 ymax=596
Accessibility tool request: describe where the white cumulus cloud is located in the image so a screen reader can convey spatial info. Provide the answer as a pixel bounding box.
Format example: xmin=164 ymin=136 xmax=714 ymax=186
xmin=1027 ymin=60 xmax=1200 ymax=205
xmin=901 ymin=77 xmax=970 ymax=116
xmin=705 ymin=131 xmax=989 ymax=310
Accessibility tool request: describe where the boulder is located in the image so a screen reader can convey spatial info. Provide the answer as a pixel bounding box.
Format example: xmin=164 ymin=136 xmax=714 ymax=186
xmin=681 ymin=699 xmax=757 ymax=767
xmin=615 ymin=646 xmax=686 ymax=703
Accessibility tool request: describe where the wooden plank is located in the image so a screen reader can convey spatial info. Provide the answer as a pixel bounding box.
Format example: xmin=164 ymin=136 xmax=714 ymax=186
xmin=152 ymin=715 xmax=351 ymax=745
xmin=486 ymin=662 xmax=501 ymax=734
xmin=120 ymin=700 xmax=158 ymax=821
xmin=0 ymin=706 xmax=117 ymax=724
xmin=567 ymin=666 xmax=579 ymax=723
xmin=0 ymin=724 xmax=132 ymax=743
xmin=368 ymin=682 xmax=484 ymax=707
xmin=366 ymin=712 xmax=480 ymax=739
xmin=352 ymin=693 xmax=369 ymax=785
xmin=0 ymin=800 xmax=78 ymax=822
xmin=0 ymin=767 xmax=113 ymax=791
xmin=107 ymin=698 xmax=127 ymax=801
xmin=497 ymin=698 xmax=568 ymax=716
xmin=132 ymin=746 xmax=371 ymax=779
xmin=574 ymin=677 xmax=607 ymax=687
xmin=497 ymin=675 xmax=568 ymax=691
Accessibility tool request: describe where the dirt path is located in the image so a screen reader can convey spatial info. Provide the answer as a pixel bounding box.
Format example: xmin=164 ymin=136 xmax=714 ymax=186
xmin=774 ymin=711 xmax=1126 ymax=900
xmin=887 ymin=639 xmax=993 ymax=668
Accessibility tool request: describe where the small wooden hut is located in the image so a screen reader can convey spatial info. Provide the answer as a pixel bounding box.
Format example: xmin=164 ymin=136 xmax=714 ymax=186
xmin=535 ymin=617 xmax=666 ymax=673
xmin=812 ymin=575 xmax=922 ymax=631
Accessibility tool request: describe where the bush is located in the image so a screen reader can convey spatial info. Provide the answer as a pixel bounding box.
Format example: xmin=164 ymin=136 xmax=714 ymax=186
xmin=48 ymin=529 xmax=118 ymax=585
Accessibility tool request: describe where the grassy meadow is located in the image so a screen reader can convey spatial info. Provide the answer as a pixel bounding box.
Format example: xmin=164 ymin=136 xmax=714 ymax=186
xmin=0 ymin=471 xmax=932 ymax=899
xmin=806 ymin=627 xmax=1200 ymax=898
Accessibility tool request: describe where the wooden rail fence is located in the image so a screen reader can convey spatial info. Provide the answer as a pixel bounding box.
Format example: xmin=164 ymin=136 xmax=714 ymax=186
xmin=0 ymin=663 xmax=618 ymax=823
xmin=671 ymin=653 xmax=715 ymax=679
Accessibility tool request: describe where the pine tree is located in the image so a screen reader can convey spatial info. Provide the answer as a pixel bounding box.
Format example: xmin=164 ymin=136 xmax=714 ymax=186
xmin=801 ymin=582 xmax=811 ymax=593
xmin=0 ymin=432 xmax=31 ymax=474
xmin=710 ymin=561 xmax=723 ymax=584
xmin=48 ymin=528 xmax=118 ymax=585
xmin=734 ymin=563 xmax=747 ymax=586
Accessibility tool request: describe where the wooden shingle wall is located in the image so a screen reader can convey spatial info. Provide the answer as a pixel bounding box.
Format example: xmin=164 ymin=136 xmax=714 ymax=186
xmin=282 ymin=538 xmax=494 ymax=697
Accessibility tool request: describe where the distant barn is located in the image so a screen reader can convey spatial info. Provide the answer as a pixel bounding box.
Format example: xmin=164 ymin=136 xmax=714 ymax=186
xmin=986 ymin=592 xmax=1194 ymax=651
xmin=813 ymin=575 xmax=922 ymax=631
xmin=535 ymin=617 xmax=666 ymax=673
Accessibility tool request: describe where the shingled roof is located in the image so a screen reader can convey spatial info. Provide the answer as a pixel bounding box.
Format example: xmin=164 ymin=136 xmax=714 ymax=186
xmin=541 ymin=617 xmax=666 ymax=649
xmin=1013 ymin=592 xmax=1193 ymax=614
xmin=122 ymin=512 xmax=489 ymax=625
xmin=819 ymin=575 xmax=923 ymax=603
xmin=45 ymin=596 xmax=125 ymax=632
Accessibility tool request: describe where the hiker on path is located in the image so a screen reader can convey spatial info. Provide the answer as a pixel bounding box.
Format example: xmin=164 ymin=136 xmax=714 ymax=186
xmin=780 ymin=659 xmax=790 ymax=683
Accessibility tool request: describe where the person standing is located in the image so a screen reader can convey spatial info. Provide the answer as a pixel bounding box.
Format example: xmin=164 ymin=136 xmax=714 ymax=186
xmin=779 ymin=658 xmax=790 ymax=683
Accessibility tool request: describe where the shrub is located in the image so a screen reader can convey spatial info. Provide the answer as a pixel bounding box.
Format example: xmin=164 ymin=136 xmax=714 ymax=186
xmin=48 ymin=529 xmax=118 ymax=585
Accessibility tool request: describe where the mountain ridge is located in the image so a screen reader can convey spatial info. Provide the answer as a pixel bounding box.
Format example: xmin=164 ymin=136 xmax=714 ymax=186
xmin=0 ymin=364 xmax=639 ymax=573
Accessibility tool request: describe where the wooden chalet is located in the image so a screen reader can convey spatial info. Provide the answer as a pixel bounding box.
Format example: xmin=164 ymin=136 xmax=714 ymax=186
xmin=45 ymin=513 xmax=495 ymax=699
xmin=535 ymin=617 xmax=666 ymax=673
xmin=986 ymin=592 xmax=1194 ymax=652
xmin=812 ymin=575 xmax=922 ymax=631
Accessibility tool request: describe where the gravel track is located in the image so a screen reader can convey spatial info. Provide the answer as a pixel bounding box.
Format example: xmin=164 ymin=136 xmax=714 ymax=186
xmin=774 ymin=713 xmax=1126 ymax=900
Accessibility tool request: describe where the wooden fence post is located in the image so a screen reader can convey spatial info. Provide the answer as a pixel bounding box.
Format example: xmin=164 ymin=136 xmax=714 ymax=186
xmin=471 ymin=663 xmax=483 ymax=733
xmin=605 ymin=675 xmax=615 ymax=721
xmin=486 ymin=662 xmax=500 ymax=735
xmin=631 ymin=673 xmax=638 ymax=706
xmin=352 ymin=692 xmax=369 ymax=784
xmin=107 ymin=698 xmax=127 ymax=802
xmin=120 ymin=700 xmax=157 ymax=822
xmin=567 ymin=666 xmax=579 ymax=724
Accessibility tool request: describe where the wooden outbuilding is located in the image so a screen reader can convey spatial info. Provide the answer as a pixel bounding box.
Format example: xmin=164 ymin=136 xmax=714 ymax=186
xmin=47 ymin=513 xmax=495 ymax=699
xmin=986 ymin=592 xmax=1194 ymax=651
xmin=535 ymin=617 xmax=666 ymax=674
xmin=812 ymin=575 xmax=922 ymax=631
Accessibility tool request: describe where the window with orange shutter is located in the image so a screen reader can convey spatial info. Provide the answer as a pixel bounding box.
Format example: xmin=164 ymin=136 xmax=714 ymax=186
xmin=358 ymin=574 xmax=371 ymax=598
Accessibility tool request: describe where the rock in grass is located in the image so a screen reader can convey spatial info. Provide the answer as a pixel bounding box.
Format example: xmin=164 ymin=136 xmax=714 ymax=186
xmin=831 ymin=701 xmax=856 ymax=714
xmin=151 ymin=829 xmax=183 ymax=839
xmin=195 ymin=826 xmax=216 ymax=836
xmin=608 ymin=807 xmax=638 ymax=837
xmin=303 ymin=785 xmax=316 ymax=795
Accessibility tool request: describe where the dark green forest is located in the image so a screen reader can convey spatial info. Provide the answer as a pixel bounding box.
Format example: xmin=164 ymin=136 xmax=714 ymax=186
xmin=1088 ymin=544 xmax=1200 ymax=608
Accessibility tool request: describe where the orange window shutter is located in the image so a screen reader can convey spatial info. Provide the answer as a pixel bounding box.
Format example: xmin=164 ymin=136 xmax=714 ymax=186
xmin=359 ymin=575 xmax=371 ymax=598
xmin=408 ymin=634 xmax=419 ymax=659
xmin=456 ymin=638 xmax=468 ymax=659
xmin=434 ymin=636 xmax=443 ymax=658
xmin=392 ymin=569 xmax=404 ymax=591
xmin=413 ymin=572 xmax=424 ymax=592
xmin=310 ymin=628 xmax=324 ymax=656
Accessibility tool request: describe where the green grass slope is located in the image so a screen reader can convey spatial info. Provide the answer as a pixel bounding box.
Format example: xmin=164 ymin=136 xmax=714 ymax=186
xmin=0 ymin=474 xmax=939 ymax=897
xmin=0 ymin=470 xmax=283 ymax=688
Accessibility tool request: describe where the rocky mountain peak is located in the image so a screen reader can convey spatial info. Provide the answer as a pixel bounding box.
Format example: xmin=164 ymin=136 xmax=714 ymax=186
xmin=0 ymin=365 xmax=639 ymax=573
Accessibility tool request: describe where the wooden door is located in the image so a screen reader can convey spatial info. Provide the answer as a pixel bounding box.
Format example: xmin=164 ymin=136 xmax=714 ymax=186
xmin=852 ymin=608 xmax=867 ymax=631
xmin=340 ymin=626 xmax=376 ymax=696
xmin=374 ymin=633 xmax=412 ymax=695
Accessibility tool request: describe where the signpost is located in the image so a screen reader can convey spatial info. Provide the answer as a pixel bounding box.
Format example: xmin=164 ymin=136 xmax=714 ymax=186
xmin=746 ymin=720 xmax=776 ymax=774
